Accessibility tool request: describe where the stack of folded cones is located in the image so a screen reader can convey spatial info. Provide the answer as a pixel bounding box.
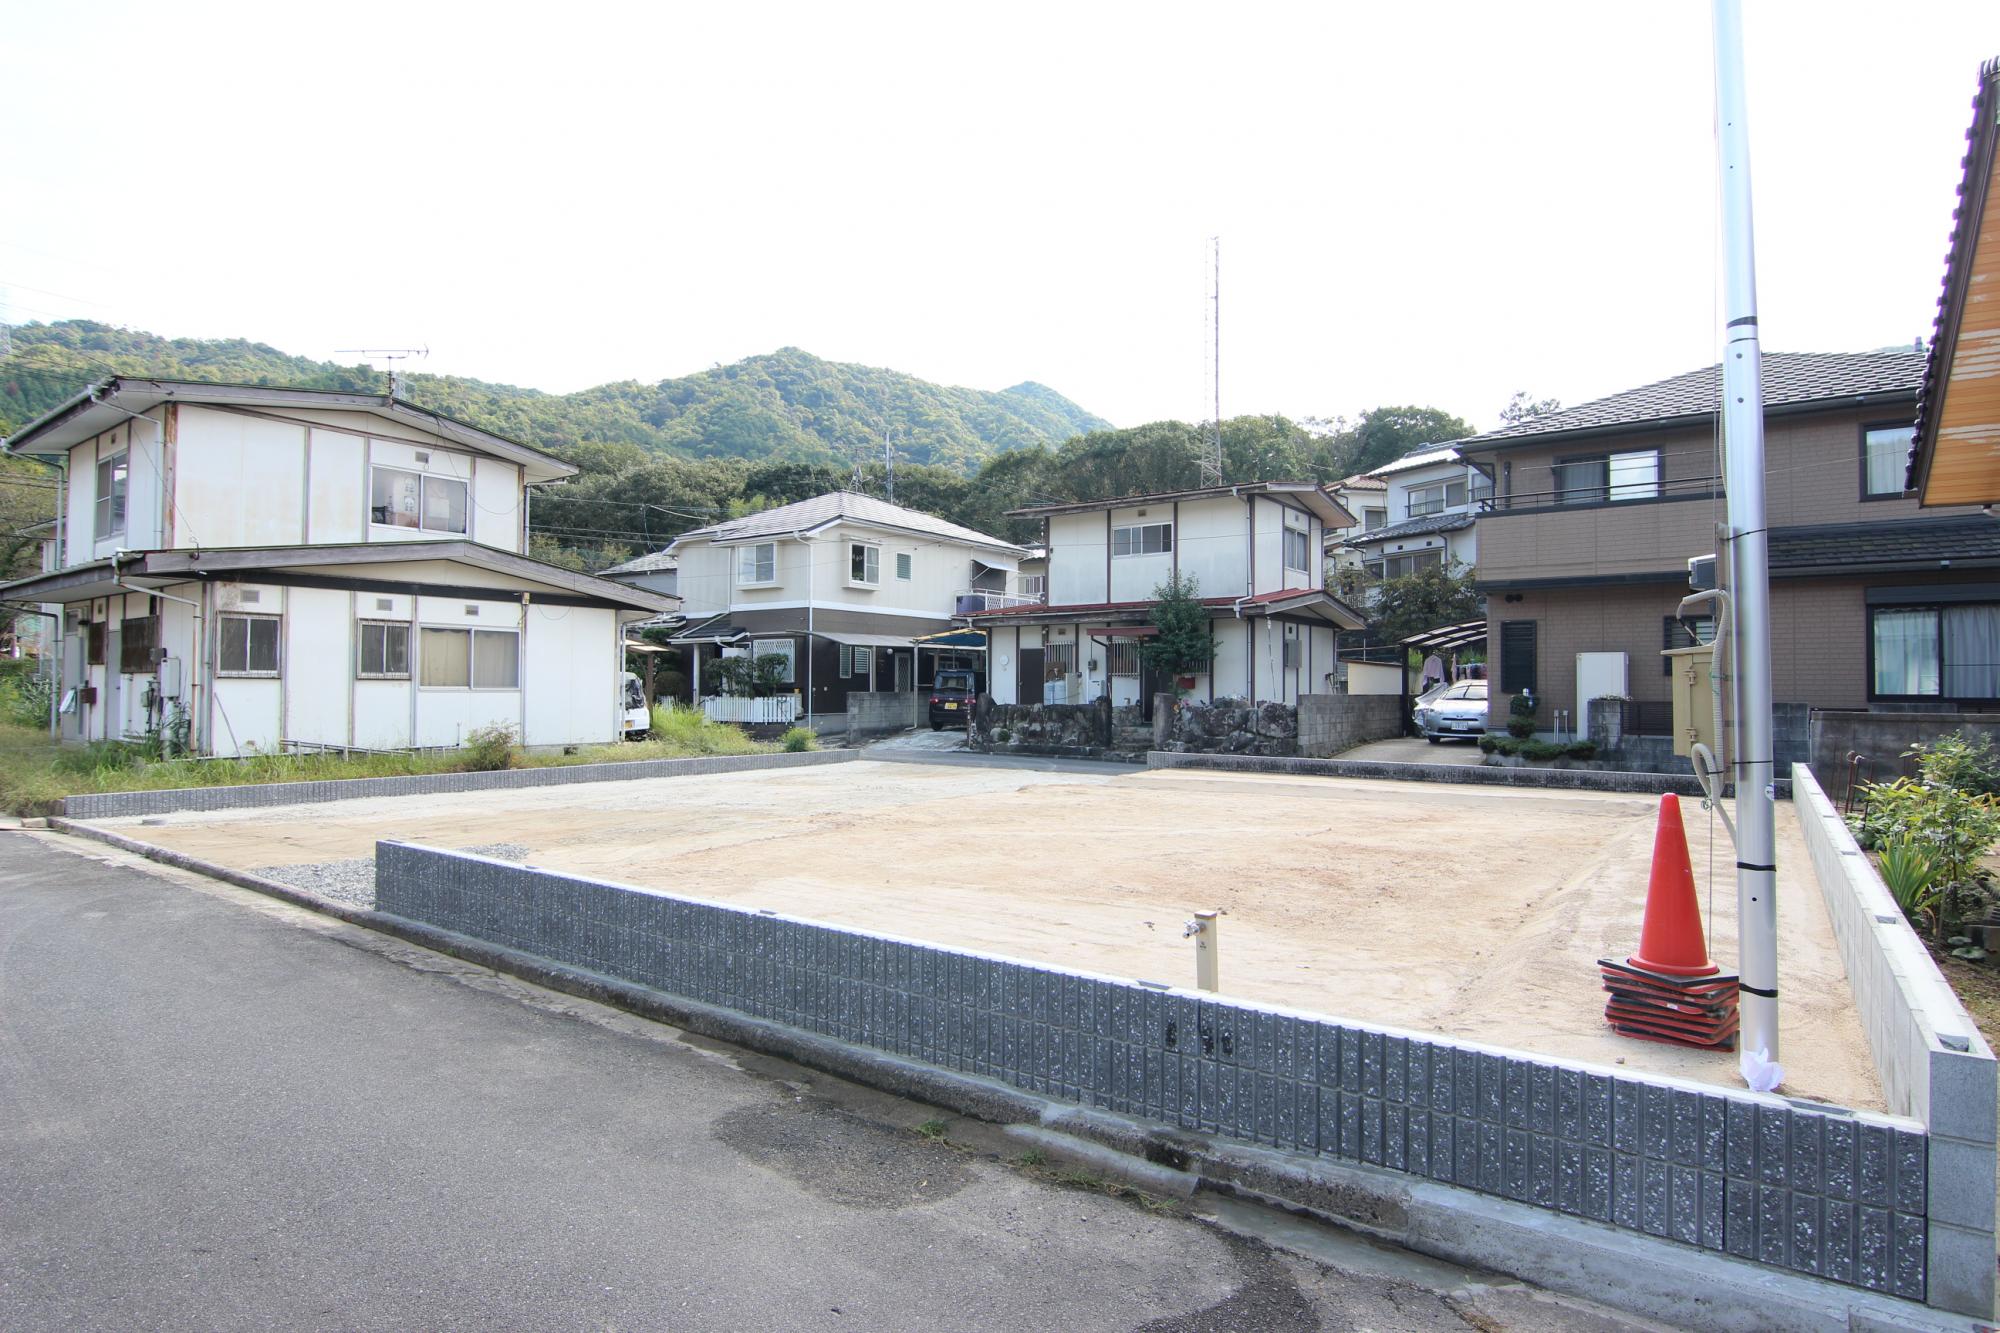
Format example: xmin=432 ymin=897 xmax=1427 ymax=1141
xmin=1599 ymin=793 xmax=1740 ymax=1050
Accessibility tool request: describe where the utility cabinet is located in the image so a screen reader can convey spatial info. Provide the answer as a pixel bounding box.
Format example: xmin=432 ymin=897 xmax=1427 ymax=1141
xmin=1662 ymin=643 xmax=1717 ymax=757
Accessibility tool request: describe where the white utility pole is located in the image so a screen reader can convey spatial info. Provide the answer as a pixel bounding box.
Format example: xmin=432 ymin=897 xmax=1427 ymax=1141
xmin=1712 ymin=0 xmax=1780 ymax=1076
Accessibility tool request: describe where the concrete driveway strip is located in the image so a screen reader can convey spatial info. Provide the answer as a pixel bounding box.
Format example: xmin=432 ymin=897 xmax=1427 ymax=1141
xmin=0 ymin=835 xmax=1648 ymax=1332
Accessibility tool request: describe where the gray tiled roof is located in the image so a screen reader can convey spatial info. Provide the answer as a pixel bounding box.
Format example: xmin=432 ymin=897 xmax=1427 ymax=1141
xmin=1462 ymin=352 xmax=1925 ymax=448
xmin=673 ymin=490 xmax=1023 ymax=553
xmin=600 ymin=550 xmax=679 ymax=575
xmin=1770 ymin=515 xmax=2000 ymax=570
xmin=1341 ymin=511 xmax=1476 ymax=547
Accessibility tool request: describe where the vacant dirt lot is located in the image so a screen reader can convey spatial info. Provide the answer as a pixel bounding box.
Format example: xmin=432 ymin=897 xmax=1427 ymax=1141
xmin=105 ymin=761 xmax=1883 ymax=1110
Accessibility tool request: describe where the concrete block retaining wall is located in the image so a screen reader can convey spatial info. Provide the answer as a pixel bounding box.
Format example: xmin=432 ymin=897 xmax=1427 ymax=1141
xmin=846 ymin=691 xmax=919 ymax=738
xmin=60 ymin=750 xmax=857 ymax=819
xmin=1147 ymin=750 xmax=1717 ymax=796
xmin=1791 ymin=763 xmax=1997 ymax=1314
xmin=1299 ymin=694 xmax=1405 ymax=758
xmin=376 ymin=841 xmax=1943 ymax=1310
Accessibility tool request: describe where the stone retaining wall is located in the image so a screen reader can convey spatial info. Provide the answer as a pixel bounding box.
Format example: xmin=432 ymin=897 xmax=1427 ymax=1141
xmin=973 ymin=699 xmax=1112 ymax=755
xmin=60 ymin=749 xmax=857 ymax=819
xmin=375 ymin=840 xmax=1942 ymax=1310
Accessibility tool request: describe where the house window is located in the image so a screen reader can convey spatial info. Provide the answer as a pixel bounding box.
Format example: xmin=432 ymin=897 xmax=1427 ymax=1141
xmin=1108 ymin=639 xmax=1140 ymax=677
xmin=357 ymin=621 xmax=412 ymax=678
xmin=1468 ymin=471 xmax=1493 ymax=506
xmin=736 ymin=542 xmax=777 ymax=585
xmin=94 ymin=452 xmax=128 ymax=541
xmin=1862 ymin=424 xmax=1915 ymax=499
xmin=1283 ymin=528 xmax=1311 ymax=573
xmin=1871 ymin=604 xmax=2000 ymax=700
xmin=1019 ymin=574 xmax=1046 ymax=598
xmin=1045 ymin=642 xmax=1077 ymax=679
xmin=1555 ymin=450 xmax=1660 ymax=505
xmin=895 ymin=552 xmax=912 ymax=581
xmin=1371 ymin=548 xmax=1444 ymax=581
xmin=218 ymin=613 xmax=281 ymax=677
xmin=418 ymin=628 xmax=519 ymax=689
xmin=1282 ymin=623 xmax=1301 ymax=669
xmin=370 ymin=466 xmax=467 ymax=534
xmin=838 ymin=644 xmax=852 ymax=678
xmin=1363 ymin=507 xmax=1387 ymax=531
xmin=119 ymin=615 xmax=159 ymax=674
xmin=1405 ymin=480 xmax=1468 ymax=518
xmin=1111 ymin=522 xmax=1172 ymax=557
xmin=1662 ymin=615 xmax=1717 ymax=676
xmin=849 ymin=544 xmax=881 ymax=586
xmin=1500 ymin=620 xmax=1538 ymax=694
xmin=750 ymin=637 xmax=796 ymax=684
xmin=85 ymin=621 xmax=105 ymax=665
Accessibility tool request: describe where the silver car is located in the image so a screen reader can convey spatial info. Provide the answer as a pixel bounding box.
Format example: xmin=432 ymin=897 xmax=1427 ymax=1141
xmin=1414 ymin=680 xmax=1488 ymax=742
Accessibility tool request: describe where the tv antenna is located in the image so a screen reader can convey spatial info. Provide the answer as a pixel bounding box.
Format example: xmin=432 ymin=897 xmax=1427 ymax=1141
xmin=1197 ymin=236 xmax=1223 ymax=486
xmin=336 ymin=345 xmax=429 ymax=398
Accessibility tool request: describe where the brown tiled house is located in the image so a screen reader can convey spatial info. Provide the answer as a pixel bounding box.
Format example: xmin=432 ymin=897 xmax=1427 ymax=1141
xmin=1458 ymin=352 xmax=2000 ymax=746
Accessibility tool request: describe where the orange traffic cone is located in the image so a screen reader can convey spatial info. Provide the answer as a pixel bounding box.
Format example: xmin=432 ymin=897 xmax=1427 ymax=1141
xmin=1628 ymin=793 xmax=1718 ymax=977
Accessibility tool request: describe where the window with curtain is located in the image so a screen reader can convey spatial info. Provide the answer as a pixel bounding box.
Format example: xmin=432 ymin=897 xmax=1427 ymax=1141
xmin=1863 ymin=425 xmax=1915 ymax=499
xmin=1944 ymin=605 xmax=2000 ymax=699
xmin=1871 ymin=608 xmax=1941 ymax=698
xmin=736 ymin=543 xmax=776 ymax=584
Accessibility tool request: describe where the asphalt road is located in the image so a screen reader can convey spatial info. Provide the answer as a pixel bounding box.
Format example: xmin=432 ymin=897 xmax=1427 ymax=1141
xmin=0 ymin=834 xmax=1645 ymax=1332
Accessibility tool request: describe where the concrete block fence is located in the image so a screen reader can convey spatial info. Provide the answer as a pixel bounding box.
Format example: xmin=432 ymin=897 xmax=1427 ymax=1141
xmin=61 ymin=749 xmax=856 ymax=819
xmin=1792 ymin=763 xmax=1998 ymax=1315
xmin=1146 ymin=750 xmax=1722 ymax=796
xmin=376 ymin=842 xmax=1945 ymax=1311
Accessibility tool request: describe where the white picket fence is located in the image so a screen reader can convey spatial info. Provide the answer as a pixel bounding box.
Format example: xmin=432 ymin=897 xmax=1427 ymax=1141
xmin=701 ymin=695 xmax=799 ymax=725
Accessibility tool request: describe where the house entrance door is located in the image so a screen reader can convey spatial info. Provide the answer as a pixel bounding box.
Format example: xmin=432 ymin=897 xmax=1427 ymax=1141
xmin=104 ymin=628 xmax=122 ymax=739
xmin=1017 ymin=647 xmax=1043 ymax=704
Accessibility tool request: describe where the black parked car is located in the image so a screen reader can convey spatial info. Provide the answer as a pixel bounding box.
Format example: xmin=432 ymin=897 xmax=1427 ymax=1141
xmin=929 ymin=668 xmax=977 ymax=729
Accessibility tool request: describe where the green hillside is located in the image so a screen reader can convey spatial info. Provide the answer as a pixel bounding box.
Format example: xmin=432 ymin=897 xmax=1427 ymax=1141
xmin=0 ymin=322 xmax=1108 ymax=472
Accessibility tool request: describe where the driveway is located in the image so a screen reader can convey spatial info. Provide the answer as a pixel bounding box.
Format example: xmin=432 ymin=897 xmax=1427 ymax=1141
xmin=0 ymin=834 xmax=1646 ymax=1332
xmin=864 ymin=725 xmax=971 ymax=754
xmin=1338 ymin=734 xmax=1488 ymax=766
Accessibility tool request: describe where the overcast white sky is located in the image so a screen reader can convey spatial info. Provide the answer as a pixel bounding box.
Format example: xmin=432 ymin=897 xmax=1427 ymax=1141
xmin=4 ymin=2 xmax=1996 ymax=433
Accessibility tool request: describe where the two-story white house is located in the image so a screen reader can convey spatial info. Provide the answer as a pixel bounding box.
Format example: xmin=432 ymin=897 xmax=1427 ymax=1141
xmin=1341 ymin=443 xmax=1488 ymax=585
xmin=967 ymin=482 xmax=1364 ymax=711
xmin=664 ymin=490 xmax=1031 ymax=726
xmin=0 ymin=379 xmax=677 ymax=755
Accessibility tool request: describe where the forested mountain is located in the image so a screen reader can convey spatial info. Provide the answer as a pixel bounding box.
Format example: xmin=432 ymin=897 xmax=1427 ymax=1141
xmin=0 ymin=323 xmax=1107 ymax=471
xmin=0 ymin=320 xmax=1475 ymax=578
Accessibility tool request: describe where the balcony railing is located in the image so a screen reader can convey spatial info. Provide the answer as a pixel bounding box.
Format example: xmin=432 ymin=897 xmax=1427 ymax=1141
xmin=1479 ymin=474 xmax=1722 ymax=513
xmin=955 ymin=589 xmax=1044 ymax=615
xmin=701 ymin=695 xmax=799 ymax=724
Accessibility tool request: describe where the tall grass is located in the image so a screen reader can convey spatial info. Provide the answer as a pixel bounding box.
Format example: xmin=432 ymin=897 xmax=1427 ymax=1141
xmin=0 ymin=703 xmax=771 ymax=814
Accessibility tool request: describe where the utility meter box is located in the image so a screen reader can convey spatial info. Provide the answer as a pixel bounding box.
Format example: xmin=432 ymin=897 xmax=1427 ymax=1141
xmin=1662 ymin=643 xmax=1717 ymax=757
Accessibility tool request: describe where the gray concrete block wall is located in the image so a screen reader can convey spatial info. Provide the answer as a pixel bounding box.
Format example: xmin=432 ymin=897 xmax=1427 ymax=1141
xmin=846 ymin=691 xmax=920 ymax=737
xmin=1148 ymin=750 xmax=1716 ymax=796
xmin=1298 ymin=694 xmax=1404 ymax=758
xmin=377 ymin=841 xmax=1938 ymax=1308
xmin=62 ymin=750 xmax=857 ymax=819
xmin=1791 ymin=763 xmax=1997 ymax=1316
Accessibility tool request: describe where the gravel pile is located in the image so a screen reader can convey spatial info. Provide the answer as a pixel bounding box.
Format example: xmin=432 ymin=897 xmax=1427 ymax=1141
xmin=254 ymin=842 xmax=530 ymax=911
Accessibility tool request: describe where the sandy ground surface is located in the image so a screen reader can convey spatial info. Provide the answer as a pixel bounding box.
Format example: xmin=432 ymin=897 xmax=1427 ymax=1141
xmin=103 ymin=761 xmax=1885 ymax=1111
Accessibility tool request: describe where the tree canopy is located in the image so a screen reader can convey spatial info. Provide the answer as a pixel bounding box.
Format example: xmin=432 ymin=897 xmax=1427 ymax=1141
xmin=1361 ymin=561 xmax=1483 ymax=643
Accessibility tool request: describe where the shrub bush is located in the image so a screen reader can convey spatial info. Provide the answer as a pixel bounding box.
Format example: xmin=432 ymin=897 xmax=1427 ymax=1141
xmin=458 ymin=724 xmax=519 ymax=772
xmin=779 ymin=726 xmax=816 ymax=753
xmin=1506 ymin=717 xmax=1536 ymax=739
xmin=1851 ymin=736 xmax=2000 ymax=941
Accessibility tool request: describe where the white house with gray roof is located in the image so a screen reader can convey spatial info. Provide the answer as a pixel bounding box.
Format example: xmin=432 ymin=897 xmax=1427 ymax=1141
xmin=1339 ymin=443 xmax=1488 ymax=589
xmin=0 ymin=378 xmax=677 ymax=755
xmin=664 ymin=490 xmax=1030 ymax=725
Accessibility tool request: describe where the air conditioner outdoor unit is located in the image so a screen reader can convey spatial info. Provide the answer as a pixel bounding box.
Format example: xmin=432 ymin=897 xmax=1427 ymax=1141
xmin=1688 ymin=553 xmax=1717 ymax=592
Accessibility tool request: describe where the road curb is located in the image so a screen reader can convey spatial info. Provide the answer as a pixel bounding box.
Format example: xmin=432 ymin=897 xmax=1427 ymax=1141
xmin=57 ymin=748 xmax=857 ymax=820
xmin=44 ymin=816 xmax=1973 ymax=1332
